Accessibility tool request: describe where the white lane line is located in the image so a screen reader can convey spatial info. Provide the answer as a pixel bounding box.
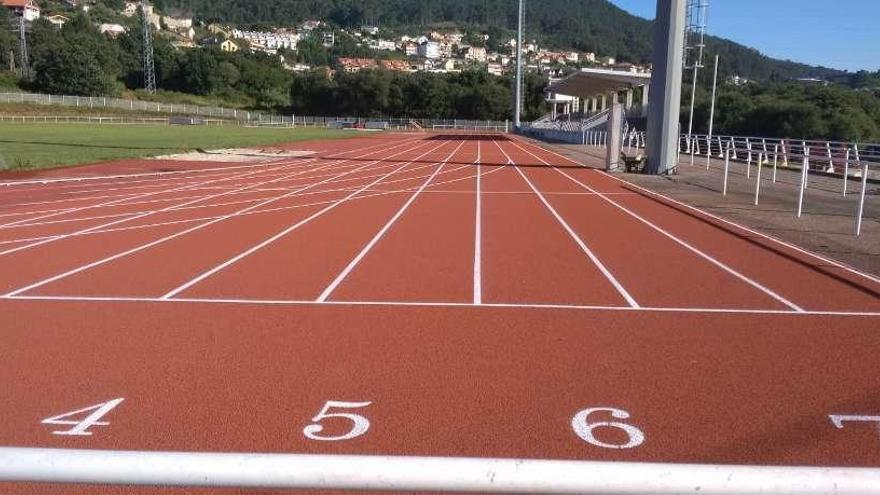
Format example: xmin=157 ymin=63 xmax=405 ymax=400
xmin=5 ymin=294 xmax=880 ymax=317
xmin=3 ymin=447 xmax=879 ymax=494
xmin=0 ymin=159 xmax=303 ymax=188
xmin=494 ymin=141 xmax=639 ymax=308
xmin=0 ymin=164 xmax=333 ymax=257
xmin=316 ymin=142 xmax=465 ymax=303
xmin=0 ymin=160 xmax=310 ymax=230
xmin=511 ymin=135 xmax=880 ymax=289
xmin=160 ymin=140 xmax=454 ymax=299
xmin=0 ymin=139 xmax=394 ymax=188
xmin=0 ymin=139 xmax=429 ymax=258
xmin=0 ymin=138 xmax=406 ymax=224
xmin=3 ymin=140 xmax=435 ymax=298
xmin=508 ymin=140 xmax=806 ymax=313
xmin=0 ymin=165 xmax=508 ymax=248
xmin=473 ymin=139 xmax=483 ymax=305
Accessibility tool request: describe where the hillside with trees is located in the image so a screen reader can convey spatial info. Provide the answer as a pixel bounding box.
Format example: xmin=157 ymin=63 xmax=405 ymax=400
xmin=1 ymin=1 xmax=878 ymax=141
xmin=159 ymin=0 xmax=851 ymax=83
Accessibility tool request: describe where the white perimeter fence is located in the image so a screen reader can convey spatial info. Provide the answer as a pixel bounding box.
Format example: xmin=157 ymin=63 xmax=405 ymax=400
xmin=0 ymin=92 xmax=510 ymax=131
xmin=525 ymin=125 xmax=878 ymax=237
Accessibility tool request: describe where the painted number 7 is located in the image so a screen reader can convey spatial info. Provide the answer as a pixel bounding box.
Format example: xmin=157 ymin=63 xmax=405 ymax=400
xmin=829 ymin=415 xmax=880 ymax=440
xmin=303 ymin=401 xmax=372 ymax=441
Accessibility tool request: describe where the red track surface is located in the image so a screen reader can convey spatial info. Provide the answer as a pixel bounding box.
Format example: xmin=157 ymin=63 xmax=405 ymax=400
xmin=0 ymin=132 xmax=878 ymax=493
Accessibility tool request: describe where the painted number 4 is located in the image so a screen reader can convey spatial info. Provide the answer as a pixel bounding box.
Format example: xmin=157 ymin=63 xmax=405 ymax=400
xmin=41 ymin=398 xmax=124 ymax=436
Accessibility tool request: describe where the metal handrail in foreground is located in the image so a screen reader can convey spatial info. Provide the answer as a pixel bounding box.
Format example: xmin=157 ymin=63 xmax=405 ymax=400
xmin=0 ymin=447 xmax=878 ymax=494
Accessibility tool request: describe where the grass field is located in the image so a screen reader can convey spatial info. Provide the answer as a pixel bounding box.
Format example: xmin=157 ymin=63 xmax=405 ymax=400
xmin=0 ymin=124 xmax=355 ymax=171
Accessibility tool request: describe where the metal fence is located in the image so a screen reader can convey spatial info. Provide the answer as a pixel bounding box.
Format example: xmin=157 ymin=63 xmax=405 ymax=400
xmin=0 ymin=92 xmax=279 ymax=122
xmin=0 ymin=115 xmax=233 ymax=125
xmin=0 ymin=92 xmax=511 ymax=131
xmin=575 ymin=129 xmax=877 ymax=237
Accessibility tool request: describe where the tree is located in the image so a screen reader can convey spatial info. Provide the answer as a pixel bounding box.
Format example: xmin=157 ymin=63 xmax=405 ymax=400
xmin=0 ymin=6 xmax=17 ymax=72
xmin=32 ymin=39 xmax=120 ymax=95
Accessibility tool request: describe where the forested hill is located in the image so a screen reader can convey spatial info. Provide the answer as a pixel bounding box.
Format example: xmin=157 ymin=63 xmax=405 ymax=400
xmin=161 ymin=0 xmax=846 ymax=81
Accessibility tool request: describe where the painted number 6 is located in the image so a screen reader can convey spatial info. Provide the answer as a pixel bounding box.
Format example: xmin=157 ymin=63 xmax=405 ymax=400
xmin=571 ymin=407 xmax=645 ymax=449
xmin=303 ymin=401 xmax=372 ymax=441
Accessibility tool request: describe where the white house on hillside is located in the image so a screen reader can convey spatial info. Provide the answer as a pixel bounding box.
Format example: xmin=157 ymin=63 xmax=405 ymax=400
xmin=2 ymin=0 xmax=41 ymax=21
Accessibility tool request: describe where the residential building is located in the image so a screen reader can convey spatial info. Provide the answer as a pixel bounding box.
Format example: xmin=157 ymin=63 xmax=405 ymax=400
xmin=99 ymin=23 xmax=126 ymax=37
xmin=207 ymin=23 xmax=231 ymax=37
xmin=2 ymin=0 xmax=40 ymax=21
xmin=374 ymin=39 xmax=396 ymax=51
xmin=487 ymin=63 xmax=503 ymax=76
xmin=380 ymin=59 xmax=411 ymax=72
xmin=599 ymin=56 xmax=616 ymax=66
xmin=300 ymin=20 xmax=322 ymax=31
xmin=338 ymin=57 xmax=378 ymax=72
xmin=417 ymin=41 xmax=441 ymax=59
xmin=403 ymin=42 xmax=418 ymax=57
xmin=220 ymin=39 xmax=239 ymax=52
xmin=463 ymin=45 xmax=487 ymax=62
xmin=45 ymin=14 xmax=69 ymax=27
xmin=361 ymin=25 xmax=379 ymax=36
xmin=121 ymin=1 xmax=159 ymax=28
xmin=233 ymin=29 xmax=299 ymax=51
xmin=163 ymin=15 xmax=192 ymax=30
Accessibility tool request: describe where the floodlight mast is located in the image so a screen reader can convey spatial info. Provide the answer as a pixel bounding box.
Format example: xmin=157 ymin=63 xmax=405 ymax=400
xmin=18 ymin=16 xmax=28 ymax=80
xmin=684 ymin=0 xmax=709 ymax=151
xmin=142 ymin=0 xmax=157 ymax=94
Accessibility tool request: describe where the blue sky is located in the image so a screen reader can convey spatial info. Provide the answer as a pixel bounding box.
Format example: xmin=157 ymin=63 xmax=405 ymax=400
xmin=608 ymin=0 xmax=879 ymax=72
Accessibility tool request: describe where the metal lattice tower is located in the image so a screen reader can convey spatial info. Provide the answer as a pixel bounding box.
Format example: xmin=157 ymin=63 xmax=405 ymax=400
xmin=684 ymin=0 xmax=709 ymax=149
xmin=141 ymin=0 xmax=157 ymax=93
xmin=684 ymin=0 xmax=709 ymax=69
xmin=18 ymin=16 xmax=29 ymax=80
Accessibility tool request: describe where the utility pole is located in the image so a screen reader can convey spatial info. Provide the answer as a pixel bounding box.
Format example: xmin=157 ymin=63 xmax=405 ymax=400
xmin=513 ymin=0 xmax=524 ymax=129
xmin=141 ymin=0 xmax=157 ymax=93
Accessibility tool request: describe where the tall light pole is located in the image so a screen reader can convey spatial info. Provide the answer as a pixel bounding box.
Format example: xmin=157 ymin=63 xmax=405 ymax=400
xmin=646 ymin=0 xmax=687 ymax=175
xmin=706 ymin=53 xmax=719 ymax=166
xmin=514 ymin=0 xmax=524 ymax=128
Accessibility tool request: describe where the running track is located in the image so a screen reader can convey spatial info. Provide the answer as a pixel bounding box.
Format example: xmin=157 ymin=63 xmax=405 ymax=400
xmin=0 ymin=132 xmax=878 ymax=494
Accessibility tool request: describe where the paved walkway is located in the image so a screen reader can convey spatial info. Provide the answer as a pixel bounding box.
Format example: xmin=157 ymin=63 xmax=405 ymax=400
xmin=552 ymin=143 xmax=880 ymax=276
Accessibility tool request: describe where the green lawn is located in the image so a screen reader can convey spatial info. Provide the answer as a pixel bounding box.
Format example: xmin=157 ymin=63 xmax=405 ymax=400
xmin=0 ymin=124 xmax=356 ymax=171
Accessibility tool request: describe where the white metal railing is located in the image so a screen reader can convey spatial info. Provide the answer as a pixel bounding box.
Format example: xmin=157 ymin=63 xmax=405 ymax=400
xmin=0 ymin=93 xmax=513 ymax=131
xmin=523 ymin=128 xmax=876 ymax=237
xmin=0 ymin=115 xmax=232 ymax=125
xmin=0 ymin=92 xmax=276 ymax=122
xmin=680 ymin=134 xmax=877 ymax=236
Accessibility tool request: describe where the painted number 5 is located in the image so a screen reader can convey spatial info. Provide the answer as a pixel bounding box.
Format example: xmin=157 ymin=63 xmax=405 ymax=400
xmin=572 ymin=407 xmax=645 ymax=449
xmin=303 ymin=401 xmax=372 ymax=441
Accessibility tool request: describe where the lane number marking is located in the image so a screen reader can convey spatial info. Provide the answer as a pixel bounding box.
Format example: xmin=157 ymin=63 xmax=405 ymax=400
xmin=303 ymin=400 xmax=372 ymax=441
xmin=829 ymin=414 xmax=880 ymax=439
xmin=41 ymin=398 xmax=125 ymax=436
xmin=572 ymin=407 xmax=645 ymax=449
